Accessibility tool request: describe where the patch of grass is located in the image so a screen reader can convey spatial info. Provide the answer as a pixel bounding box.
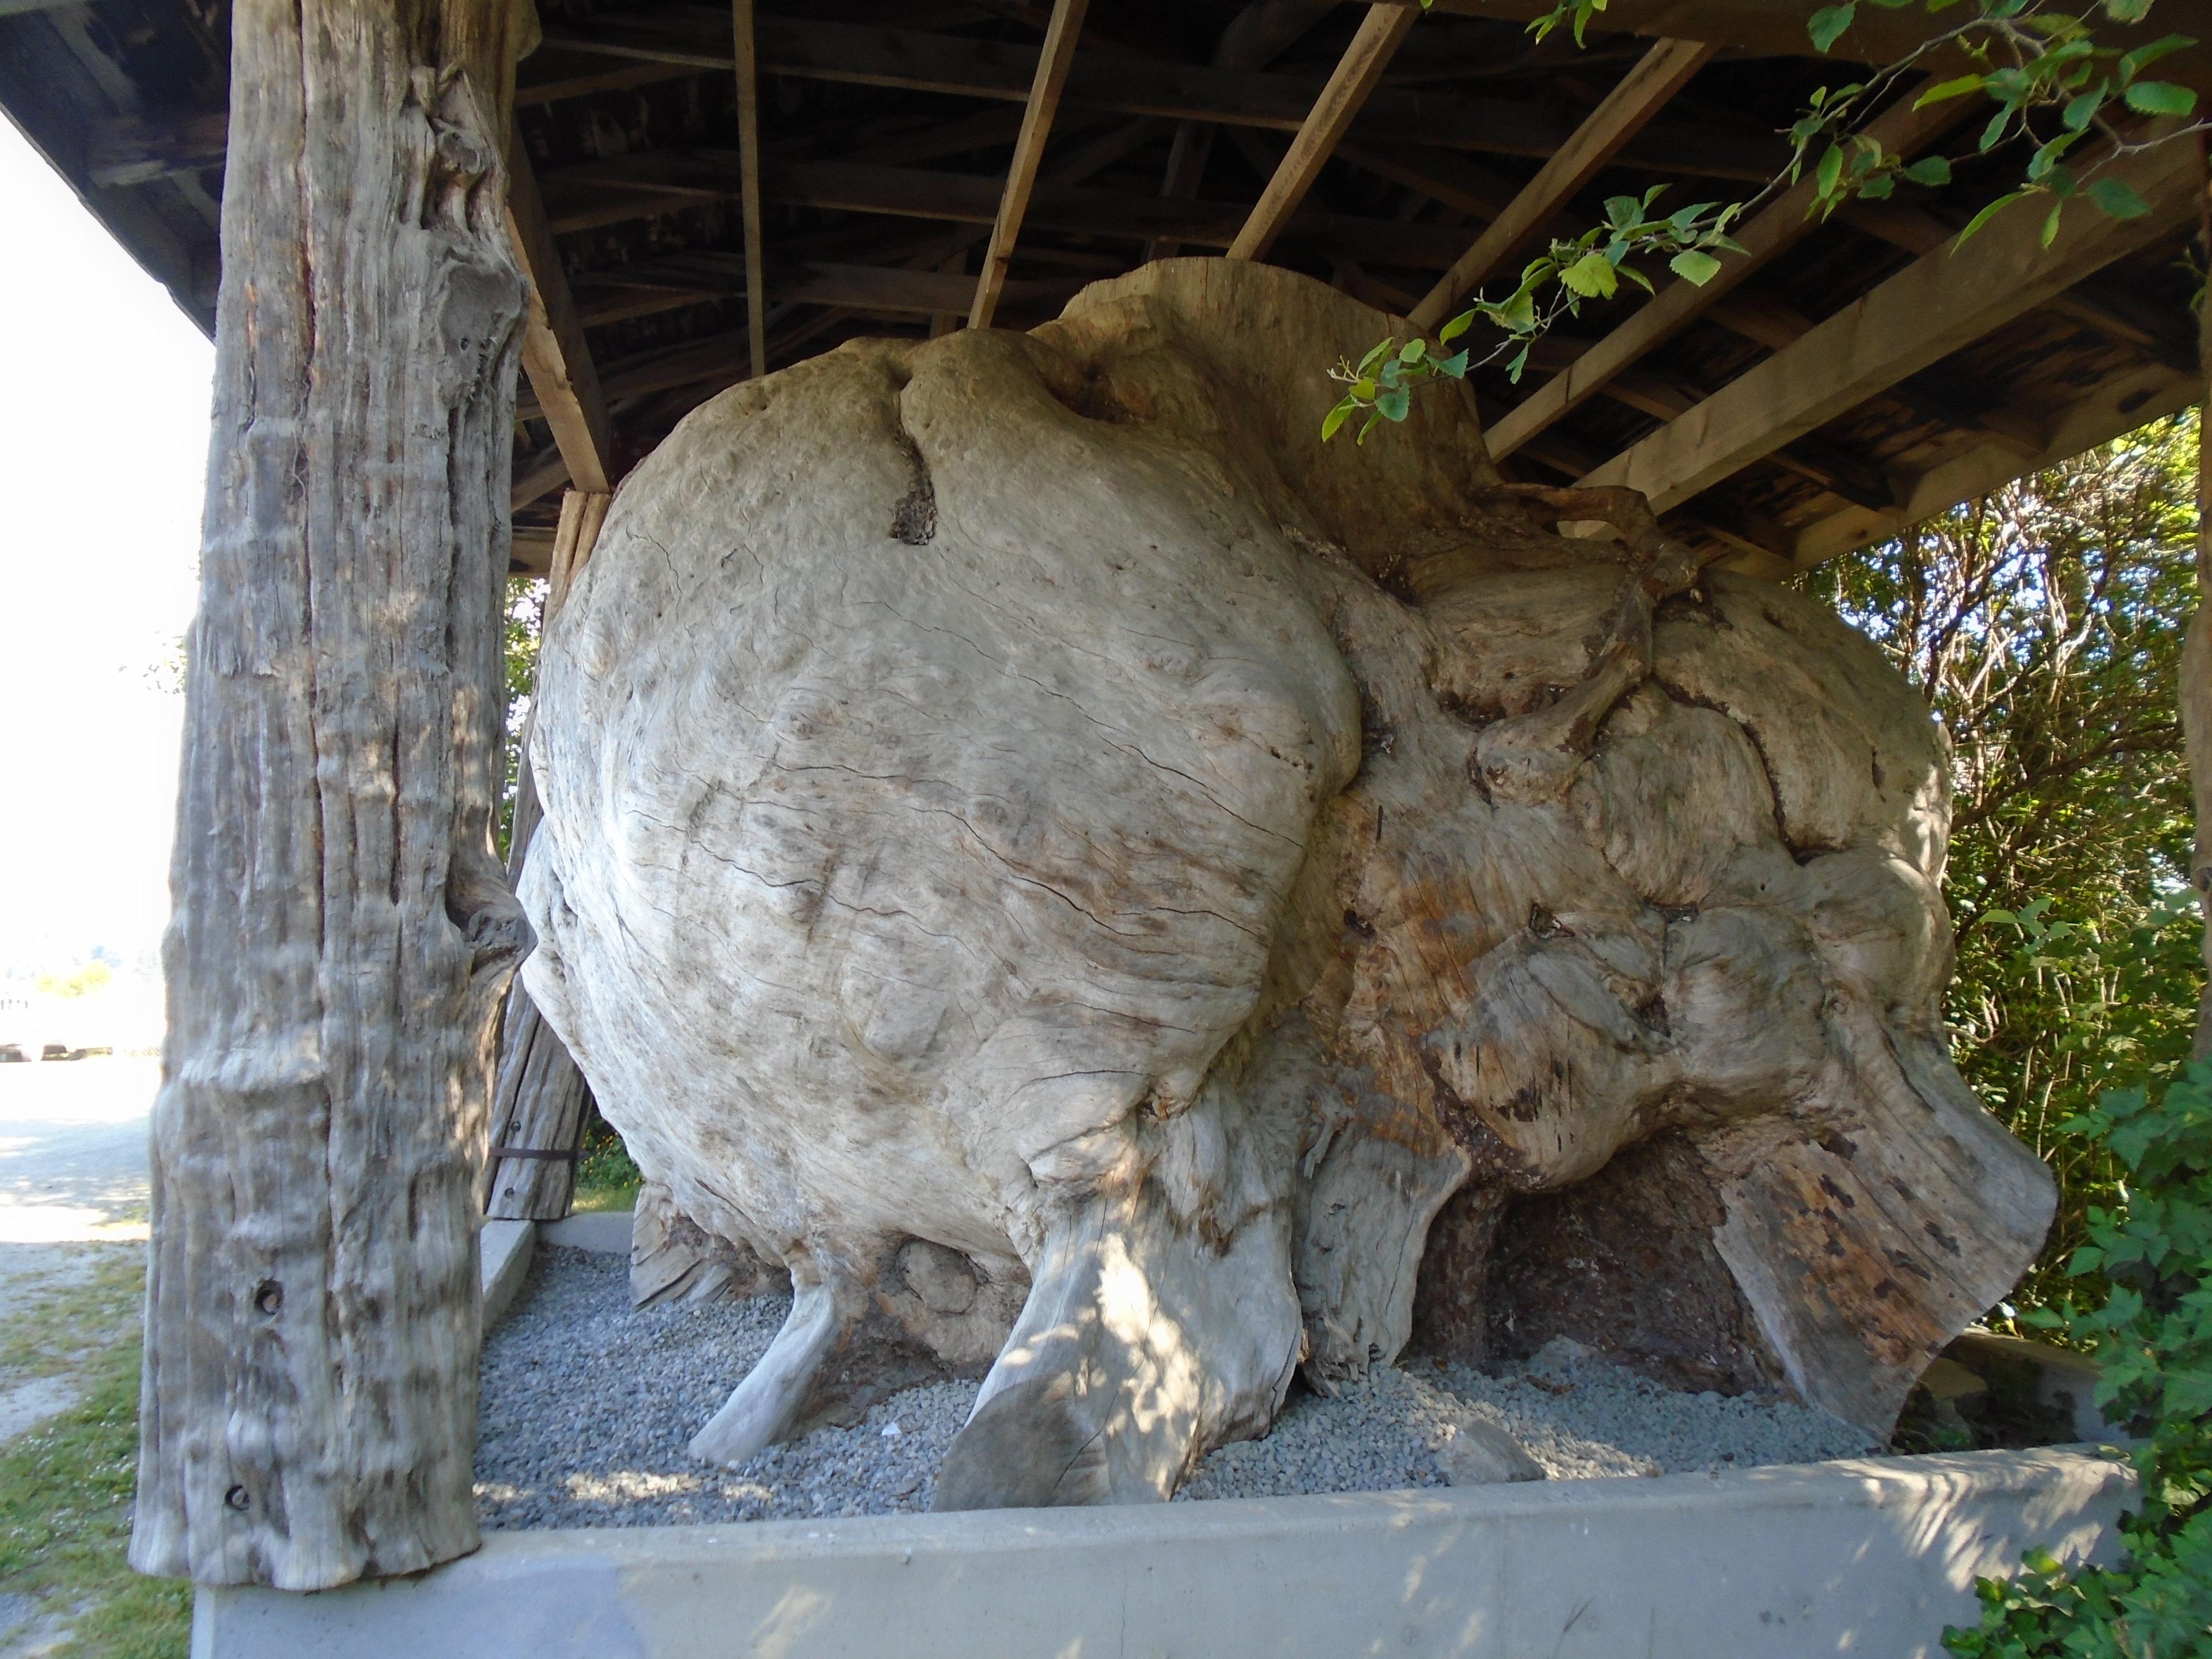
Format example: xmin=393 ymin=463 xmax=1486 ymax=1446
xmin=569 ymin=1180 xmax=639 ymax=1214
xmin=0 ymin=1284 xmax=189 ymax=1659
xmin=0 ymin=1252 xmax=145 ymax=1381
xmin=571 ymin=1105 xmax=640 ymax=1212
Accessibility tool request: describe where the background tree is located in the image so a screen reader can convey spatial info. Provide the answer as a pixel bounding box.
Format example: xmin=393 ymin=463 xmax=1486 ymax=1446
xmin=1808 ymin=416 xmax=2203 ymax=1316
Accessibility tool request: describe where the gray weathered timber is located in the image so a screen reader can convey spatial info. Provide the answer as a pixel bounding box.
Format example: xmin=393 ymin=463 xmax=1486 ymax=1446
xmin=131 ymin=0 xmax=535 ymax=1592
xmin=486 ymin=490 xmax=609 ymax=1221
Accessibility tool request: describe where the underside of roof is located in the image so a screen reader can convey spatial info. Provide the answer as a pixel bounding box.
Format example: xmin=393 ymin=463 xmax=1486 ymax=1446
xmin=3 ymin=0 xmax=2202 ymax=576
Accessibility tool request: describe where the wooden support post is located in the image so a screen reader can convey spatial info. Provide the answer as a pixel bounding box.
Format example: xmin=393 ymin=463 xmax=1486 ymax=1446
xmin=1408 ymin=37 xmax=1713 ymax=334
xmin=733 ymin=0 xmax=768 ymax=378
xmin=1228 ymin=3 xmax=1418 ymax=263
xmin=969 ymin=0 xmax=1090 ymax=329
xmin=486 ymin=488 xmax=610 ymax=1222
xmin=132 ymin=0 xmax=537 ymax=1592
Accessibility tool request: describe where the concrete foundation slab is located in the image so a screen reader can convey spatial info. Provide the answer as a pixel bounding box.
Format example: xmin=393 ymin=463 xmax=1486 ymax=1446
xmin=195 ymin=1444 xmax=2132 ymax=1659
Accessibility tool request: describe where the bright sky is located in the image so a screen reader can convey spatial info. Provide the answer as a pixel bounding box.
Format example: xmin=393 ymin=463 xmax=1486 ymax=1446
xmin=0 ymin=119 xmax=212 ymax=979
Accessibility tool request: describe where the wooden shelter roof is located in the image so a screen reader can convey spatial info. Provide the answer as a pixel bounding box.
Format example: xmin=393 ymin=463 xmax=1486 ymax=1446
xmin=4 ymin=0 xmax=2205 ymax=577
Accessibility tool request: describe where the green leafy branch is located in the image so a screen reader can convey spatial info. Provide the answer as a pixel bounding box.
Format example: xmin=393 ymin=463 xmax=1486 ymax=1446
xmin=1323 ymin=188 xmax=1745 ymax=440
xmin=1323 ymin=0 xmax=2203 ymax=444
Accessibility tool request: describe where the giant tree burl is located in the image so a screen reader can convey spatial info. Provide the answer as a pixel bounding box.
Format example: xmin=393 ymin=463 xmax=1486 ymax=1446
xmin=520 ymin=260 xmax=2052 ymax=1509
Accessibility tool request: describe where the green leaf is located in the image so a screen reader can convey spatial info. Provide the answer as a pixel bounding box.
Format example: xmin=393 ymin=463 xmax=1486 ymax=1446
xmin=1604 ymin=193 xmax=1644 ymax=229
xmin=1375 ymin=386 xmax=1411 ymax=422
xmin=1913 ymin=73 xmax=1987 ymax=108
xmin=1900 ymin=155 xmax=1952 ymax=188
xmin=1431 ymin=349 xmax=1469 ymax=379
xmin=2043 ymin=200 xmax=2065 ymax=249
xmin=2124 ymin=79 xmax=2199 ymax=116
xmin=2087 ymin=175 xmax=2153 ymax=219
xmin=1505 ymin=341 xmax=1532 ymax=383
xmin=1559 ymin=250 xmax=1619 ymax=298
xmin=1670 ymin=248 xmax=1724 ymax=286
xmin=1355 ymin=339 xmax=1392 ymax=374
xmin=1437 ymin=310 xmax=1474 ymax=344
xmin=2062 ymin=88 xmax=2105 ymax=131
xmin=1954 ymin=189 xmax=2027 ymax=246
xmin=2119 ymin=33 xmax=2195 ymax=80
xmin=1808 ymin=2 xmax=1857 ymax=52
xmin=1815 ymin=142 xmax=1844 ymax=199
xmin=1320 ymin=399 xmax=1353 ymax=442
xmin=1399 ymin=339 xmax=1429 ymax=364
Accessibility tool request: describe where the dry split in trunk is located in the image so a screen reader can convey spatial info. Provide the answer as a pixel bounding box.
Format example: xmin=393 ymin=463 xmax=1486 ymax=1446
xmin=520 ymin=259 xmax=2054 ymax=1510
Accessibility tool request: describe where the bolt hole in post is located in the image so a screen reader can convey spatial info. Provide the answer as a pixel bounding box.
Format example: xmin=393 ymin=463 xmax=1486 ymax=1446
xmin=252 ymin=1280 xmax=282 ymax=1316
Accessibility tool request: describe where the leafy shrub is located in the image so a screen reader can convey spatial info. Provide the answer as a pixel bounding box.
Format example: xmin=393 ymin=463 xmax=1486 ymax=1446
xmin=1944 ymin=1063 xmax=2212 ymax=1656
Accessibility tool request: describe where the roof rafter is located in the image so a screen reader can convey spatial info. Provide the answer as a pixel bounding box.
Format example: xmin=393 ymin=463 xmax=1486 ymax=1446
xmin=1483 ymin=84 xmax=1963 ymax=460
xmin=1407 ymin=37 xmax=1714 ymax=334
xmin=507 ymin=148 xmax=614 ymax=495
xmin=1577 ymin=138 xmax=2202 ymax=514
xmin=1230 ymin=2 xmax=1418 ymax=262
xmin=971 ymin=0 xmax=1090 ymax=328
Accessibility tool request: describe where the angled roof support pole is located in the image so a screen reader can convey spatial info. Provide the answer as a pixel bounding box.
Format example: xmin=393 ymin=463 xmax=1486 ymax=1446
xmin=1407 ymin=36 xmax=1714 ymax=334
xmin=509 ymin=147 xmax=615 ymax=495
xmin=969 ymin=0 xmax=1092 ymax=329
xmin=1228 ymin=1 xmax=1419 ymax=263
xmin=733 ymin=0 xmax=769 ymax=378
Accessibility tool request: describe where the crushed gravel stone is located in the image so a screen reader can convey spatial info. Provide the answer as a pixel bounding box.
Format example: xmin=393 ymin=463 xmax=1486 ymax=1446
xmin=476 ymin=1249 xmax=1879 ymax=1529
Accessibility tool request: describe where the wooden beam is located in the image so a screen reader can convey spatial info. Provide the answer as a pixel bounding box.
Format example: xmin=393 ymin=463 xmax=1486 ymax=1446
xmin=1229 ymin=3 xmax=1418 ymax=262
xmin=971 ymin=0 xmax=1090 ymax=328
xmin=1776 ymin=361 xmax=2204 ymax=572
xmin=732 ymin=0 xmax=768 ymax=379
xmin=1407 ymin=38 xmax=1714 ymax=334
xmin=1577 ymin=139 xmax=2202 ymax=514
xmin=536 ymin=14 xmax=1787 ymax=180
xmin=1217 ymin=0 xmax=1342 ymax=71
xmin=96 ymin=18 xmax=1790 ymax=198
xmin=1425 ymin=0 xmax=2212 ymax=103
xmin=1484 ymin=86 xmax=1964 ymax=460
xmin=512 ymin=445 xmax=572 ymax=511
xmin=544 ymin=156 xmax=1482 ymax=267
xmin=507 ymin=149 xmax=615 ymax=494
xmin=1149 ymin=0 xmax=1335 ymax=261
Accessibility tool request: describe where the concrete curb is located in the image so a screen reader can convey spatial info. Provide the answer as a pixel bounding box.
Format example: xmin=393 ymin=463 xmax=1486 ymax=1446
xmin=194 ymin=1443 xmax=2134 ymax=1659
xmin=479 ymin=1219 xmax=536 ymax=1331
xmin=541 ymin=1209 xmax=634 ymax=1255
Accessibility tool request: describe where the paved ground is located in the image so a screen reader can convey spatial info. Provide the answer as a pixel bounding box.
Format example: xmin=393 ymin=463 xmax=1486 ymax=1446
xmin=0 ymin=1057 xmax=157 ymax=1656
xmin=0 ymin=1055 xmax=154 ymax=1245
xmin=0 ymin=1054 xmax=153 ymax=1442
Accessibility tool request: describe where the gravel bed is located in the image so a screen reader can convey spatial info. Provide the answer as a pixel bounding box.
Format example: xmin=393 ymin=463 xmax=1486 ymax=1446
xmin=477 ymin=1247 xmax=1877 ymax=1529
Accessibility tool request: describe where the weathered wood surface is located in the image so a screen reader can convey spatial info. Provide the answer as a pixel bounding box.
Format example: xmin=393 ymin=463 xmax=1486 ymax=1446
xmin=132 ymin=0 xmax=536 ymax=1590
xmin=486 ymin=489 xmax=609 ymax=1222
xmin=631 ymin=1180 xmax=791 ymax=1306
xmin=518 ymin=260 xmax=2054 ymax=1510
